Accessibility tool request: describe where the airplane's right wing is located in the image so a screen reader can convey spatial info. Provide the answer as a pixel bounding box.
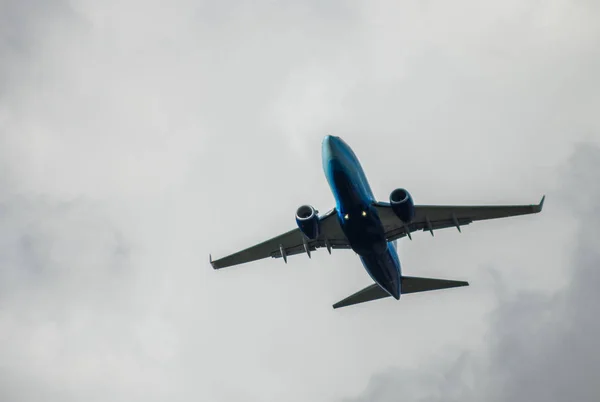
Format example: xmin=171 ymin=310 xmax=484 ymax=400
xmin=210 ymin=208 xmax=351 ymax=269
xmin=374 ymin=196 xmax=545 ymax=242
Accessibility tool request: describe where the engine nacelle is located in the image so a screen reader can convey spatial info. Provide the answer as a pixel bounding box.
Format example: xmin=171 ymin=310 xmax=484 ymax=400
xmin=295 ymin=205 xmax=320 ymax=239
xmin=390 ymin=188 xmax=415 ymax=223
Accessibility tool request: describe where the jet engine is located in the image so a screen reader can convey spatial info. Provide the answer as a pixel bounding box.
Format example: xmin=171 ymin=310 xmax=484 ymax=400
xmin=390 ymin=188 xmax=415 ymax=223
xmin=295 ymin=205 xmax=320 ymax=239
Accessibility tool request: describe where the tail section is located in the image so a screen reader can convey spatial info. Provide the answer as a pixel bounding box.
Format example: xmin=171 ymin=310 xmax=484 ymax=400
xmin=332 ymin=276 xmax=469 ymax=309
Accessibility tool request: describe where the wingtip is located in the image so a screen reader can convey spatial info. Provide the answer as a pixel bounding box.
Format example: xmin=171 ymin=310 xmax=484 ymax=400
xmin=537 ymin=195 xmax=546 ymax=212
xmin=209 ymin=254 xmax=217 ymax=269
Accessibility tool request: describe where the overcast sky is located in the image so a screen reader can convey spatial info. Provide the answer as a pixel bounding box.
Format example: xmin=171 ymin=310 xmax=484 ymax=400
xmin=1 ymin=1 xmax=599 ymax=401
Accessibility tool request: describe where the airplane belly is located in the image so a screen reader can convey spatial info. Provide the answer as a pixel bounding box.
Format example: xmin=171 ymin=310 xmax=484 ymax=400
xmin=338 ymin=206 xmax=387 ymax=255
xmin=360 ymin=247 xmax=401 ymax=299
xmin=328 ymin=162 xmax=387 ymax=254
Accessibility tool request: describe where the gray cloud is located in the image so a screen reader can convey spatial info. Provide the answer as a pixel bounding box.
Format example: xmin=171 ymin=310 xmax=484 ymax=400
xmin=0 ymin=0 xmax=79 ymax=98
xmin=345 ymin=143 xmax=600 ymax=401
xmin=0 ymin=0 xmax=599 ymax=401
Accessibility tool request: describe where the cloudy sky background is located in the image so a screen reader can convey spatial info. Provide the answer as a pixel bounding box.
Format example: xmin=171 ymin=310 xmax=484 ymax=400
xmin=1 ymin=0 xmax=599 ymax=401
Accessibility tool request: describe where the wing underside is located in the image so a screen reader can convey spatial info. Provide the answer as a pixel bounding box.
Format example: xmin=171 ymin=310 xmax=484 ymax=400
xmin=375 ymin=196 xmax=545 ymax=242
xmin=210 ymin=208 xmax=350 ymax=269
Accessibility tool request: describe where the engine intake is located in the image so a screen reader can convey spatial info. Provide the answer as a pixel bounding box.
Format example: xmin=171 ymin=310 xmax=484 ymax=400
xmin=295 ymin=205 xmax=320 ymax=239
xmin=390 ymin=188 xmax=415 ymax=223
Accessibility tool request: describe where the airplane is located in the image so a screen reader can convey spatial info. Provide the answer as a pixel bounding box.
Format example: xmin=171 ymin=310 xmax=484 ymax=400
xmin=210 ymin=135 xmax=545 ymax=309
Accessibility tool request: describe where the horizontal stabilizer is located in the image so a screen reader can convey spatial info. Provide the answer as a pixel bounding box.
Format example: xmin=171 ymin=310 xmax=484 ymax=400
xmin=333 ymin=276 xmax=469 ymax=309
xmin=401 ymin=276 xmax=469 ymax=294
xmin=332 ymin=283 xmax=390 ymax=309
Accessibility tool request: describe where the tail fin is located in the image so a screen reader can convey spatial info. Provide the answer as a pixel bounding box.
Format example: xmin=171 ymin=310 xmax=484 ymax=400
xmin=332 ymin=276 xmax=469 ymax=309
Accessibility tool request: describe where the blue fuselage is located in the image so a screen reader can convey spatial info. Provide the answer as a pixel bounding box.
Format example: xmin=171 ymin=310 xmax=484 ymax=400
xmin=321 ymin=136 xmax=401 ymax=299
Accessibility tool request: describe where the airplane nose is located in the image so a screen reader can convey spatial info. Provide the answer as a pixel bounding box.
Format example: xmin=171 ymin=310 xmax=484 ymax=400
xmin=321 ymin=135 xmax=345 ymax=176
xmin=322 ymin=135 xmax=340 ymax=152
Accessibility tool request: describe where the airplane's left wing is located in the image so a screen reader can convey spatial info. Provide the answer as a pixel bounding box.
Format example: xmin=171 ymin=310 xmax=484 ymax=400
xmin=210 ymin=208 xmax=350 ymax=269
xmin=374 ymin=196 xmax=545 ymax=242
